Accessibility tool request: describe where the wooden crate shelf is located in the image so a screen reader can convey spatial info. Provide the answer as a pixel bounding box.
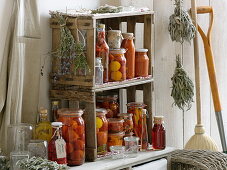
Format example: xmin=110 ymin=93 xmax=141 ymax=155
xmin=50 ymin=10 xmax=155 ymax=162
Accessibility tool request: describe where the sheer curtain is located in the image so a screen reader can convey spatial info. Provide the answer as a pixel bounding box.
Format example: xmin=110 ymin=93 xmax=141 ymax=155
xmin=0 ymin=0 xmax=41 ymax=152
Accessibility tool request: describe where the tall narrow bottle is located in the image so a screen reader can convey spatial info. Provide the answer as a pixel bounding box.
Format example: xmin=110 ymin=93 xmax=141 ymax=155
xmin=96 ymin=24 xmax=109 ymax=83
xmin=35 ymin=108 xmax=52 ymax=142
xmin=141 ymin=109 xmax=149 ymax=151
xmin=52 ymin=101 xmax=59 ymax=121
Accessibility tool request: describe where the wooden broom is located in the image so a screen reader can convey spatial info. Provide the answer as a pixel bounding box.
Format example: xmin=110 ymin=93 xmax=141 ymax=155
xmin=184 ymin=0 xmax=218 ymax=151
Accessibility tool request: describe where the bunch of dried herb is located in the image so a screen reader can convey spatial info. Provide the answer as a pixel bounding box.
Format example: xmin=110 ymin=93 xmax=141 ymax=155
xmin=91 ymin=4 xmax=123 ymax=14
xmin=171 ymin=55 xmax=194 ymax=111
xmin=17 ymin=157 xmax=68 ymax=170
xmin=168 ymin=0 xmax=196 ymax=43
xmin=0 ymin=156 xmax=9 ymax=170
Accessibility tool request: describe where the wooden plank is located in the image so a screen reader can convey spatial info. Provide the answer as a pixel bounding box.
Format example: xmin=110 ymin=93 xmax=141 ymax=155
xmin=109 ymin=18 xmax=120 ymax=30
xmin=51 ymin=28 xmax=61 ymax=73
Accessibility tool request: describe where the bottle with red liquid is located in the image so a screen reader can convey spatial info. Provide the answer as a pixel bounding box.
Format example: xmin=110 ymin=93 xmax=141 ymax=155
xmin=141 ymin=109 xmax=149 ymax=151
xmin=48 ymin=122 xmax=67 ymax=164
xmin=152 ymin=116 xmax=166 ymax=150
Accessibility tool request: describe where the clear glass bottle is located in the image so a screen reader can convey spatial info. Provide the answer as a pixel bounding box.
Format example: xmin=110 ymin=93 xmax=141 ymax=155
xmin=35 ymin=108 xmax=52 ymax=142
xmin=152 ymin=116 xmax=166 ymax=150
xmin=48 ymin=122 xmax=67 ymax=164
xmin=95 ymin=57 xmax=104 ymax=85
xmin=96 ymin=24 xmax=109 ymax=83
xmin=28 ymin=140 xmax=48 ymax=159
xmin=52 ymin=101 xmax=59 ymax=121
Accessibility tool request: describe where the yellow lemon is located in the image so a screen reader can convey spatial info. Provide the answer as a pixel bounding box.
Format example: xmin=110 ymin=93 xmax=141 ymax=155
xmin=110 ymin=61 xmax=121 ymax=72
xmin=96 ymin=117 xmax=103 ymax=129
xmin=111 ymin=71 xmax=122 ymax=81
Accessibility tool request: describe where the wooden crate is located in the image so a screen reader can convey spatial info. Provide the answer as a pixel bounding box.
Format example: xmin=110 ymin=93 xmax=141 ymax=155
xmin=50 ymin=11 xmax=155 ymax=162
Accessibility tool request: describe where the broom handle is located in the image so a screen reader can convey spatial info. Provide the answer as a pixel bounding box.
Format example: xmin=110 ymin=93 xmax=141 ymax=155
xmin=191 ymin=0 xmax=202 ymax=125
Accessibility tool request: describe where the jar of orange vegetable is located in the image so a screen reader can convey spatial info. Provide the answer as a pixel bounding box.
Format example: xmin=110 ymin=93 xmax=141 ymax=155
xmin=135 ymin=49 xmax=149 ymax=77
xmin=118 ymin=113 xmax=133 ymax=133
xmin=108 ymin=132 xmax=125 ymax=150
xmin=109 ymin=49 xmax=126 ymax=81
xmin=108 ymin=118 xmax=124 ymax=133
xmin=58 ymin=109 xmax=85 ymax=166
xmin=121 ymin=33 xmax=135 ymax=79
xmin=96 ymin=108 xmax=108 ymax=155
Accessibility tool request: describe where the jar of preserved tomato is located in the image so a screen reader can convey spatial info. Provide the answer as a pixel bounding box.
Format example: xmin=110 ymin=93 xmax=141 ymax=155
xmin=58 ymin=109 xmax=85 ymax=166
xmin=96 ymin=108 xmax=108 ymax=155
xmin=127 ymin=102 xmax=146 ymax=139
xmin=108 ymin=132 xmax=125 ymax=150
xmin=108 ymin=118 xmax=124 ymax=133
xmin=135 ymin=49 xmax=149 ymax=77
xmin=118 ymin=113 xmax=133 ymax=133
xmin=96 ymin=94 xmax=119 ymax=118
xmin=109 ymin=49 xmax=126 ymax=81
xmin=121 ymin=33 xmax=135 ymax=79
xmin=152 ymin=116 xmax=166 ymax=150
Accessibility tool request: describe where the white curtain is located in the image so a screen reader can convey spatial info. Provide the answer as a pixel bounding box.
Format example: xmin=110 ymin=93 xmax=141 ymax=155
xmin=0 ymin=0 xmax=41 ymax=152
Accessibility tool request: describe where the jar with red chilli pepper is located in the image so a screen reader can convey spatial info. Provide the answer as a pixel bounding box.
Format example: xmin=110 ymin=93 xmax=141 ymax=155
xmin=108 ymin=118 xmax=124 ymax=133
xmin=96 ymin=108 xmax=108 ymax=155
xmin=118 ymin=113 xmax=133 ymax=133
xmin=58 ymin=109 xmax=85 ymax=166
xmin=48 ymin=122 xmax=67 ymax=164
xmin=109 ymin=49 xmax=126 ymax=81
xmin=107 ymin=131 xmax=125 ymax=151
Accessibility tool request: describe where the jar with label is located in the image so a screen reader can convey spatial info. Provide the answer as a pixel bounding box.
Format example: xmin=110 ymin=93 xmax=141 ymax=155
xmin=118 ymin=113 xmax=133 ymax=134
xmin=48 ymin=122 xmax=67 ymax=164
xmin=58 ymin=109 xmax=85 ymax=166
xmin=95 ymin=57 xmax=104 ymax=85
xmin=96 ymin=94 xmax=119 ymax=118
xmin=109 ymin=49 xmax=126 ymax=81
xmin=96 ymin=24 xmax=109 ymax=83
xmin=152 ymin=116 xmax=166 ymax=150
xmin=107 ymin=30 xmax=123 ymax=49
xmin=135 ymin=49 xmax=149 ymax=77
xmin=96 ymin=108 xmax=108 ymax=155
xmin=52 ymin=101 xmax=59 ymax=121
xmin=127 ymin=102 xmax=147 ymax=139
xmin=107 ymin=132 xmax=125 ymax=151
xmin=121 ymin=33 xmax=135 ymax=79
xmin=35 ymin=108 xmax=52 ymax=142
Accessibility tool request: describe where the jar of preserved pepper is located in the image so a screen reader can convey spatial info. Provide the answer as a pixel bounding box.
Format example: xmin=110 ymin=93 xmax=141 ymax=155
xmin=58 ymin=109 xmax=85 ymax=166
xmin=108 ymin=132 xmax=125 ymax=151
xmin=135 ymin=49 xmax=149 ymax=77
xmin=127 ymin=102 xmax=147 ymax=139
xmin=96 ymin=94 xmax=119 ymax=118
xmin=118 ymin=113 xmax=133 ymax=133
xmin=152 ymin=116 xmax=166 ymax=150
xmin=96 ymin=108 xmax=108 ymax=155
xmin=109 ymin=49 xmax=126 ymax=81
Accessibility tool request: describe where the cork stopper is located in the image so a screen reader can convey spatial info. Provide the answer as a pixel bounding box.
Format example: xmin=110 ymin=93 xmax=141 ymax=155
xmin=153 ymin=116 xmax=164 ymax=124
xmin=39 ymin=107 xmax=48 ymax=120
xmin=52 ymin=101 xmax=59 ymax=105
xmin=98 ymin=24 xmax=105 ymax=29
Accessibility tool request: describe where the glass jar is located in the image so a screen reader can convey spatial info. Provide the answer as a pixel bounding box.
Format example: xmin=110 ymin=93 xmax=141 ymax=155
xmin=107 ymin=30 xmax=123 ymax=49
xmin=152 ymin=116 xmax=166 ymax=150
xmin=108 ymin=118 xmax=124 ymax=133
xmin=118 ymin=113 xmax=133 ymax=133
xmin=28 ymin=140 xmax=48 ymax=158
xmin=48 ymin=122 xmax=67 ymax=164
xmin=96 ymin=108 xmax=108 ymax=155
xmin=108 ymin=132 xmax=125 ymax=150
xmin=52 ymin=101 xmax=59 ymax=121
xmin=58 ymin=109 xmax=85 ymax=166
xmin=96 ymin=24 xmax=109 ymax=83
xmin=124 ymin=136 xmax=139 ymax=158
xmin=109 ymin=49 xmax=126 ymax=81
xmin=135 ymin=49 xmax=149 ymax=77
xmin=96 ymin=94 xmax=119 ymax=118
xmin=121 ymin=33 xmax=135 ymax=79
xmin=127 ymin=102 xmax=146 ymax=139
xmin=95 ymin=57 xmax=104 ymax=85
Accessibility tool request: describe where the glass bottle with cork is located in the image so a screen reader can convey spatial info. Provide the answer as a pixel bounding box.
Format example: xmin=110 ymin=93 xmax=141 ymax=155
xmin=52 ymin=101 xmax=59 ymax=121
xmin=35 ymin=108 xmax=52 ymax=142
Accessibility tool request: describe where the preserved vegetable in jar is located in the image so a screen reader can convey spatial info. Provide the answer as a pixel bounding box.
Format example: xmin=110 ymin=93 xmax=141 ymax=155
xmin=58 ymin=109 xmax=85 ymax=166
xmin=96 ymin=108 xmax=108 ymax=155
xmin=108 ymin=118 xmax=124 ymax=133
xmin=96 ymin=24 xmax=109 ymax=83
xmin=107 ymin=30 xmax=123 ymax=49
xmin=48 ymin=122 xmax=67 ymax=164
xmin=135 ymin=49 xmax=149 ymax=77
xmin=152 ymin=116 xmax=166 ymax=150
xmin=118 ymin=113 xmax=133 ymax=133
xmin=121 ymin=33 xmax=135 ymax=79
xmin=109 ymin=49 xmax=126 ymax=81
xmin=107 ymin=132 xmax=125 ymax=150
xmin=141 ymin=109 xmax=149 ymax=151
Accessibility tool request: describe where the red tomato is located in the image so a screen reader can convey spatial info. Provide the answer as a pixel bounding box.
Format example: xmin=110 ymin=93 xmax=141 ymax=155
xmin=67 ymin=142 xmax=74 ymax=153
xmin=106 ymin=109 xmax=114 ymax=118
xmin=97 ymin=131 xmax=108 ymax=146
xmin=74 ymin=140 xmax=85 ymax=150
xmin=75 ymin=125 xmax=84 ymax=137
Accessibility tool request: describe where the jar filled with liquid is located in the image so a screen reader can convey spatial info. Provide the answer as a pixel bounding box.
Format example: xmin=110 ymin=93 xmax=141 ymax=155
xmin=152 ymin=116 xmax=166 ymax=150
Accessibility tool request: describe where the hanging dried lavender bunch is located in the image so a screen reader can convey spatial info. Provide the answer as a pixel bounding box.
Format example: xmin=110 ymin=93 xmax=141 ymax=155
xmin=171 ymin=55 xmax=194 ymax=111
xmin=168 ymin=0 xmax=196 ymax=43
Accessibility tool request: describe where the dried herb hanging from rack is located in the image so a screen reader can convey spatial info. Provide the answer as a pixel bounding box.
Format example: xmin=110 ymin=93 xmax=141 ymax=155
xmin=171 ymin=55 xmax=194 ymax=111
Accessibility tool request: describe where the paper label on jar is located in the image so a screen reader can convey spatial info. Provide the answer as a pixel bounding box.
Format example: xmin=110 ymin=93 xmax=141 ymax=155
xmin=55 ymin=139 xmax=66 ymax=159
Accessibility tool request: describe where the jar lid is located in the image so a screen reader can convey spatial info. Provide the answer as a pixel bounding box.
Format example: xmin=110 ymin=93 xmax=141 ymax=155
xmin=108 ymin=131 xmax=125 ymax=136
xmin=96 ymin=108 xmax=107 ymax=115
xmin=154 ymin=116 xmax=164 ymax=123
xmin=118 ymin=113 xmax=133 ymax=118
xmin=51 ymin=122 xmax=63 ymax=127
xmin=110 ymin=48 xmax=126 ymax=54
xmin=58 ymin=108 xmax=83 ymax=117
xmin=108 ymin=118 xmax=124 ymax=123
xmin=124 ymin=136 xmax=139 ymax=142
xmin=122 ymin=33 xmax=134 ymax=39
xmin=136 ymin=49 xmax=148 ymax=53
xmin=40 ymin=108 xmax=47 ymax=114
xmin=126 ymin=102 xmax=147 ymax=108
xmin=98 ymin=24 xmax=105 ymax=29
